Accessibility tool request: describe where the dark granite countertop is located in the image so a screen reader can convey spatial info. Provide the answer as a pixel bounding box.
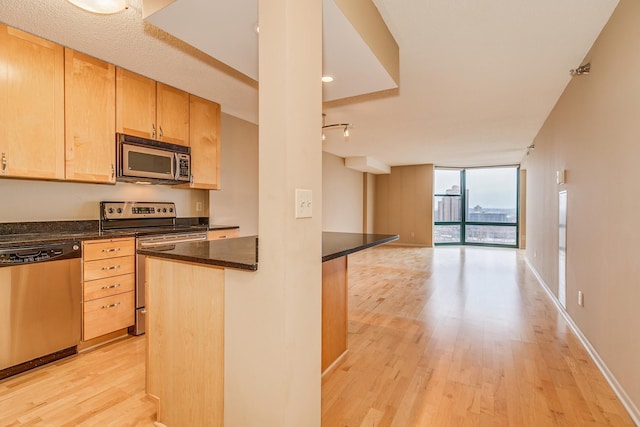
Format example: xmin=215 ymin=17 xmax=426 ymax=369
xmin=138 ymin=236 xmax=259 ymax=271
xmin=135 ymin=232 xmax=397 ymax=272
xmin=0 ymin=220 xmax=238 ymax=249
xmin=322 ymin=232 xmax=399 ymax=262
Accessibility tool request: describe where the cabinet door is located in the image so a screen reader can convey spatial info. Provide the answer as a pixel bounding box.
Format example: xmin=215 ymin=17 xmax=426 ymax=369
xmin=156 ymin=82 xmax=189 ymax=146
xmin=0 ymin=24 xmax=64 ymax=180
xmin=115 ymin=67 xmax=156 ymax=139
xmin=181 ymin=94 xmax=220 ymax=189
xmin=65 ymin=49 xmax=116 ymax=183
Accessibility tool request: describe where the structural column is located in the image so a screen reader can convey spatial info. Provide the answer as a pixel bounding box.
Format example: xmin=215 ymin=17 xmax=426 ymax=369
xmin=224 ymin=0 xmax=323 ymax=426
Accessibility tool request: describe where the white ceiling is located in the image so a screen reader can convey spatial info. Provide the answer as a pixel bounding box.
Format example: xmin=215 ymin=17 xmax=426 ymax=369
xmin=146 ymin=0 xmax=398 ymax=102
xmin=0 ymin=0 xmax=619 ymax=167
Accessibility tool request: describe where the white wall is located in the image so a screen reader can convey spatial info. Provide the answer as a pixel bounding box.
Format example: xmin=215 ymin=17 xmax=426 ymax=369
xmin=209 ymin=113 xmax=259 ymax=236
xmin=322 ymin=152 xmax=363 ymax=232
xmin=0 ymin=179 xmax=206 ymax=222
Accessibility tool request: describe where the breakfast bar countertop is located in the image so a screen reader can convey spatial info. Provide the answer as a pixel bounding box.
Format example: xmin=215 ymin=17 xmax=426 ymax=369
xmin=138 ymin=235 xmax=259 ymax=271
xmin=136 ymin=232 xmax=398 ymax=272
xmin=321 ymin=232 xmax=399 ymax=262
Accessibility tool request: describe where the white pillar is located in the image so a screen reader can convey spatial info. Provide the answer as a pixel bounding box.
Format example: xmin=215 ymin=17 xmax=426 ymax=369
xmin=224 ymin=0 xmax=323 ymax=426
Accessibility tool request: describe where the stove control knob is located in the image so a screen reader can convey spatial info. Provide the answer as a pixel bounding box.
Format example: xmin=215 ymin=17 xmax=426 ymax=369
xmin=108 ymin=208 xmax=114 ymax=214
xmin=117 ymin=208 xmax=123 ymax=214
xmin=163 ymin=208 xmax=167 ymax=213
xmin=169 ymin=207 xmax=174 ymax=213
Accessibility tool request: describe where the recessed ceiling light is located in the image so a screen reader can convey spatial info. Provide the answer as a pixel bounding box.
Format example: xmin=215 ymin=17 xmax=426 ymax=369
xmin=321 ymin=76 xmax=334 ymax=83
xmin=66 ymin=0 xmax=127 ymax=14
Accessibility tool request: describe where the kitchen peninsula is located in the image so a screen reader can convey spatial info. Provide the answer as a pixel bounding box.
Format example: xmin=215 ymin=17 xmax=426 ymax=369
xmin=138 ymin=232 xmax=397 ymax=426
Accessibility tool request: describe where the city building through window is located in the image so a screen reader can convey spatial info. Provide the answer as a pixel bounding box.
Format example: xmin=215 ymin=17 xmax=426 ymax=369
xmin=434 ymin=166 xmax=519 ymax=247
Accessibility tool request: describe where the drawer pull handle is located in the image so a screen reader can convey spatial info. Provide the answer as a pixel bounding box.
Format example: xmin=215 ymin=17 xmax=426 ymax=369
xmin=101 ymin=248 xmax=121 ymax=253
xmin=101 ymin=283 xmax=121 ymax=290
xmin=101 ymin=265 xmax=120 ymax=271
xmin=101 ymin=302 xmax=121 ymax=309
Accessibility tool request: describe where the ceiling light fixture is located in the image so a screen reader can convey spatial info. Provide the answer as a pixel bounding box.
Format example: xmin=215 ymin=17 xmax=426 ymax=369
xmin=322 ymin=114 xmax=351 ymax=141
xmin=321 ymin=75 xmax=334 ymax=83
xmin=569 ymin=62 xmax=590 ymax=76
xmin=66 ymin=0 xmax=127 ymax=14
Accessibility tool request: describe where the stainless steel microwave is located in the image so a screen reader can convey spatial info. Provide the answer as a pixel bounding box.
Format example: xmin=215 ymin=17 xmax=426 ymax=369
xmin=116 ymin=133 xmax=191 ymax=184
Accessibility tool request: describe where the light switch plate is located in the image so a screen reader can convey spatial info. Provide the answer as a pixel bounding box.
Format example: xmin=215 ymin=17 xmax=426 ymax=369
xmin=295 ymin=189 xmax=313 ymax=218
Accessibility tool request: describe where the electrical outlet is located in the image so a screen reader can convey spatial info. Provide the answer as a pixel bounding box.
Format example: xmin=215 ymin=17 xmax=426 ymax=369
xmin=196 ymin=201 xmax=203 ymax=212
xmin=578 ymin=291 xmax=584 ymax=307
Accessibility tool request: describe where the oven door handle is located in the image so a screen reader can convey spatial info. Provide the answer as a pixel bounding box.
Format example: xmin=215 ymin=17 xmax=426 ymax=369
xmin=139 ymin=236 xmax=206 ymax=248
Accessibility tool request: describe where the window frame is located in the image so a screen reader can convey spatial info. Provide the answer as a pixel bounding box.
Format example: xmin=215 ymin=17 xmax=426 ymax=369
xmin=433 ymin=166 xmax=520 ymax=248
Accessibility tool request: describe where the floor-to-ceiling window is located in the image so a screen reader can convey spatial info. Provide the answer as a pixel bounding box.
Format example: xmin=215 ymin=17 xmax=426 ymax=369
xmin=434 ymin=166 xmax=519 ymax=247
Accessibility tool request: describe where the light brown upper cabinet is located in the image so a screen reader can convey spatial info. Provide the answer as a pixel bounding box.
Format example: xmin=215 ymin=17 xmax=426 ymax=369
xmin=65 ymin=49 xmax=116 ymax=184
xmin=156 ymin=82 xmax=190 ymax=146
xmin=116 ymin=68 xmax=189 ymax=146
xmin=175 ymin=95 xmax=221 ymax=189
xmin=0 ymin=24 xmax=64 ymax=180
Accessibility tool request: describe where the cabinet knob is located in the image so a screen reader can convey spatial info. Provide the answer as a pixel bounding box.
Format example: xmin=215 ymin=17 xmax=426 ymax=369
xmin=1 ymin=152 xmax=6 ymax=173
xmin=152 ymin=123 xmax=156 ymax=139
xmin=159 ymin=126 xmax=163 ymax=139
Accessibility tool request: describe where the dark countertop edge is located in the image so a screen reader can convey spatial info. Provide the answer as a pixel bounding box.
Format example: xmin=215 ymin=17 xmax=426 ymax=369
xmin=138 ymin=249 xmax=258 ymax=272
xmin=0 ymin=222 xmax=240 ymax=248
xmin=322 ymin=234 xmax=399 ymax=263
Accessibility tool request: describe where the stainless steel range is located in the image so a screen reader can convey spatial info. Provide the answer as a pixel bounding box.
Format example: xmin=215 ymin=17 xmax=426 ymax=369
xmin=100 ymin=201 xmax=208 ymax=335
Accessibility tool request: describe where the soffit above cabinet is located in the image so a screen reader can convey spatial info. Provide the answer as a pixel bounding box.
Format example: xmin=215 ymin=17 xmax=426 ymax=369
xmin=144 ymin=0 xmax=399 ymax=101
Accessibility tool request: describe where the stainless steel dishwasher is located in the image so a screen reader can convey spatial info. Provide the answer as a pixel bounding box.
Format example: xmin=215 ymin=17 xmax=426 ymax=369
xmin=0 ymin=241 xmax=82 ymax=380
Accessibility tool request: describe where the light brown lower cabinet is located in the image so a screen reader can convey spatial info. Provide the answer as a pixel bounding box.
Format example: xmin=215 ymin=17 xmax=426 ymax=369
xmin=322 ymin=256 xmax=348 ymax=373
xmin=207 ymin=228 xmax=239 ymax=240
xmin=146 ymin=257 xmax=224 ymax=427
xmin=82 ymin=238 xmax=135 ymax=341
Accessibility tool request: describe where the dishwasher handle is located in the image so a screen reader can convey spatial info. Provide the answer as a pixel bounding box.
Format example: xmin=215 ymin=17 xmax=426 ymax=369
xmin=0 ymin=242 xmax=81 ymax=266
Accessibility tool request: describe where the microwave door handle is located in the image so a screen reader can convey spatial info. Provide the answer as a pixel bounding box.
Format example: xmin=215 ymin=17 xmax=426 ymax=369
xmin=173 ymin=152 xmax=179 ymax=180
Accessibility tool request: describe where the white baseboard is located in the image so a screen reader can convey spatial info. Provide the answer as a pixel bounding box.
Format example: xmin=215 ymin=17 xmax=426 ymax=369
xmin=525 ymin=257 xmax=640 ymax=426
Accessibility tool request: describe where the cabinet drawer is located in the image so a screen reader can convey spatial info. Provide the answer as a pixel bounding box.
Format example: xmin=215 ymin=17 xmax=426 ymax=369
xmin=83 ymin=238 xmax=135 ymax=261
xmin=84 ymin=273 xmax=135 ymax=301
xmin=83 ymin=256 xmax=135 ymax=281
xmin=83 ymin=291 xmax=134 ymax=341
xmin=207 ymin=229 xmax=239 ymax=240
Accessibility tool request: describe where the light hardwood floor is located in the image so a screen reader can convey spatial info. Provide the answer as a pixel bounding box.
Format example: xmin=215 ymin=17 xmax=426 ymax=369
xmin=0 ymin=246 xmax=634 ymax=426
xmin=0 ymin=336 xmax=157 ymax=426
xmin=322 ymin=246 xmax=634 ymax=426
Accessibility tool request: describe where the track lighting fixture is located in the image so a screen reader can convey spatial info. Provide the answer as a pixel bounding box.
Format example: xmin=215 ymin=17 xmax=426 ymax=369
xmin=322 ymin=114 xmax=351 ymax=141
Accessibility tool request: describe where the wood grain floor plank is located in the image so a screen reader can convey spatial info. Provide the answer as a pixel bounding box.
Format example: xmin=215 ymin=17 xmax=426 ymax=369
xmin=322 ymin=246 xmax=635 ymax=426
xmin=0 ymin=336 xmax=156 ymax=426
